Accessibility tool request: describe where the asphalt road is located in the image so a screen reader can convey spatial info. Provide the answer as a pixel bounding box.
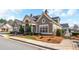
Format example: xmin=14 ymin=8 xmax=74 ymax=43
xmin=0 ymin=36 xmax=42 ymax=50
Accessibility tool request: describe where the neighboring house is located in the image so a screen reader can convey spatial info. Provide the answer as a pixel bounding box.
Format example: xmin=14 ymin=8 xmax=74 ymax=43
xmin=0 ymin=19 xmax=23 ymax=33
xmin=0 ymin=23 xmax=5 ymax=32
xmin=12 ymin=19 xmax=23 ymax=32
xmin=70 ymin=24 xmax=79 ymax=33
xmin=23 ymin=10 xmax=62 ymax=35
xmin=61 ymin=23 xmax=70 ymax=36
xmin=0 ymin=23 xmax=13 ymax=32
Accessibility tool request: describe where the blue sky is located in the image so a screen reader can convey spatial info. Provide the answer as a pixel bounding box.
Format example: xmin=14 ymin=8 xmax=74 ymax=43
xmin=0 ymin=9 xmax=79 ymax=26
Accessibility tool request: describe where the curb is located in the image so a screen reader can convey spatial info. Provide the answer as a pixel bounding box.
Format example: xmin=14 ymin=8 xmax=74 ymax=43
xmin=10 ymin=38 xmax=58 ymax=50
xmin=0 ymin=34 xmax=58 ymax=50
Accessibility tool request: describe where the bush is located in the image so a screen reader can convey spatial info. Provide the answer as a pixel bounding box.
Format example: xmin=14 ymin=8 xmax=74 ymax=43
xmin=19 ymin=25 xmax=24 ymax=34
xmin=72 ymin=32 xmax=79 ymax=36
xmin=56 ymin=29 xmax=62 ymax=36
xmin=10 ymin=31 xmax=15 ymax=34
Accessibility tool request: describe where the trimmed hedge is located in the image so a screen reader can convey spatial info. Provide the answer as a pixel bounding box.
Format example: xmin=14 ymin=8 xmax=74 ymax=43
xmin=56 ymin=29 xmax=62 ymax=36
xmin=72 ymin=32 xmax=79 ymax=36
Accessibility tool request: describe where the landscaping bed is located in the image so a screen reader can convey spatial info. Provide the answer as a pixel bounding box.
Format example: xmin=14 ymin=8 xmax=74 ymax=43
xmin=71 ymin=35 xmax=79 ymax=40
xmin=33 ymin=35 xmax=63 ymax=44
xmin=16 ymin=35 xmax=63 ymax=44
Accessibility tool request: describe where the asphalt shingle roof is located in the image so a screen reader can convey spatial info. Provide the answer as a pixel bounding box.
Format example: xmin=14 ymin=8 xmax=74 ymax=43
xmin=61 ymin=23 xmax=69 ymax=28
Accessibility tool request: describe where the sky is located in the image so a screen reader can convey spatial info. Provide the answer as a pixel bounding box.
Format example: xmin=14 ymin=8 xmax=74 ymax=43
xmin=0 ymin=9 xmax=79 ymax=26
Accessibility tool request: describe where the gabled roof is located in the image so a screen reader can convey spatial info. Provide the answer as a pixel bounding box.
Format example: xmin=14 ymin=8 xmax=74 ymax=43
xmin=61 ymin=23 xmax=69 ymax=28
xmin=23 ymin=15 xmax=36 ymax=25
xmin=0 ymin=23 xmax=5 ymax=27
xmin=32 ymin=15 xmax=41 ymax=21
xmin=23 ymin=11 xmax=61 ymax=26
xmin=7 ymin=19 xmax=23 ymax=27
xmin=0 ymin=23 xmax=13 ymax=29
xmin=13 ymin=19 xmax=23 ymax=27
xmin=36 ymin=13 xmax=61 ymax=26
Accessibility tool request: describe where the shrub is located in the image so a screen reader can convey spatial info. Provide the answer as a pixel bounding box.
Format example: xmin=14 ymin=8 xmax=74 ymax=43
xmin=72 ymin=32 xmax=79 ymax=36
xmin=61 ymin=29 xmax=65 ymax=36
xmin=10 ymin=31 xmax=15 ymax=34
xmin=19 ymin=25 xmax=24 ymax=34
xmin=56 ymin=29 xmax=62 ymax=36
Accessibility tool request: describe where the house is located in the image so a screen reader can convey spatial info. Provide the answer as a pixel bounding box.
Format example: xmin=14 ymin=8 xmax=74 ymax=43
xmin=23 ymin=10 xmax=62 ymax=35
xmin=0 ymin=23 xmax=13 ymax=32
xmin=70 ymin=24 xmax=79 ymax=33
xmin=61 ymin=23 xmax=70 ymax=36
xmin=0 ymin=23 xmax=5 ymax=32
xmin=12 ymin=19 xmax=23 ymax=32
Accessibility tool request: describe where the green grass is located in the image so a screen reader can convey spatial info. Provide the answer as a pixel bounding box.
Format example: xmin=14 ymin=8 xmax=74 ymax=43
xmin=17 ymin=35 xmax=35 ymax=40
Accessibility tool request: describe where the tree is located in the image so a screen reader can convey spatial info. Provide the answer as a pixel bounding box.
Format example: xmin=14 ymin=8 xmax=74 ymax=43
xmin=19 ymin=25 xmax=24 ymax=34
xmin=0 ymin=18 xmax=7 ymax=23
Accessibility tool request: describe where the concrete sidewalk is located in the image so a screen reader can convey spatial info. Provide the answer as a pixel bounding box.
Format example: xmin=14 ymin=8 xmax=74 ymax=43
xmin=0 ymin=34 xmax=77 ymax=50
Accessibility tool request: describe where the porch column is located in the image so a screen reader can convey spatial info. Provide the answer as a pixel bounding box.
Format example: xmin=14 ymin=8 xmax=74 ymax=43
xmin=31 ymin=25 xmax=33 ymax=33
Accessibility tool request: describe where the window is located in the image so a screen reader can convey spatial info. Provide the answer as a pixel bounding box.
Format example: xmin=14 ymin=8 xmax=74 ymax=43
xmin=42 ymin=18 xmax=46 ymax=23
xmin=39 ymin=25 xmax=48 ymax=33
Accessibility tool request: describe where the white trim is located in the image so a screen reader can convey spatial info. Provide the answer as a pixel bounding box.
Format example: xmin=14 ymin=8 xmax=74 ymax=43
xmin=36 ymin=13 xmax=61 ymax=27
xmin=40 ymin=33 xmax=53 ymax=34
xmin=36 ymin=25 xmax=37 ymax=33
xmin=36 ymin=13 xmax=43 ymax=22
xmin=23 ymin=17 xmax=29 ymax=23
xmin=31 ymin=25 xmax=33 ymax=32
xmin=42 ymin=18 xmax=46 ymax=23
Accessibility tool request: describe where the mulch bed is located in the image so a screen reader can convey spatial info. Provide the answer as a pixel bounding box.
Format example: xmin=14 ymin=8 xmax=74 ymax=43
xmin=71 ymin=35 xmax=79 ymax=40
xmin=33 ymin=35 xmax=63 ymax=44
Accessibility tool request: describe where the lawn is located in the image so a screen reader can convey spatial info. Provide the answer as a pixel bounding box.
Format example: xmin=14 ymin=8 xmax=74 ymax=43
xmin=16 ymin=35 xmax=35 ymax=40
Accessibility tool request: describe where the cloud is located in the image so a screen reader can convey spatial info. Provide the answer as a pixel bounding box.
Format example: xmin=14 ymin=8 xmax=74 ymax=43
xmin=43 ymin=9 xmax=79 ymax=26
xmin=61 ymin=13 xmax=66 ymax=16
xmin=43 ymin=9 xmax=77 ymax=17
xmin=43 ymin=9 xmax=65 ymax=17
xmin=61 ymin=18 xmax=79 ymax=26
xmin=8 ymin=9 xmax=22 ymax=14
xmin=7 ymin=16 xmax=16 ymax=20
xmin=0 ymin=9 xmax=22 ymax=20
xmin=67 ymin=9 xmax=77 ymax=16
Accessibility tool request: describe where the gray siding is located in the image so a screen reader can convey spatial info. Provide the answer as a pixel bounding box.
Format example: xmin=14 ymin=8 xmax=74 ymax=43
xmin=36 ymin=15 xmax=53 ymax=34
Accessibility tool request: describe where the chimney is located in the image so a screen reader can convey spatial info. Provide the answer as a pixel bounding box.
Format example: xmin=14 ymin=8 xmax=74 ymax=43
xmin=45 ymin=9 xmax=48 ymax=15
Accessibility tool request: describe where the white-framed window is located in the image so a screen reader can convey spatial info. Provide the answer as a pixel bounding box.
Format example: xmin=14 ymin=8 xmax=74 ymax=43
xmin=42 ymin=18 xmax=46 ymax=23
xmin=39 ymin=24 xmax=48 ymax=33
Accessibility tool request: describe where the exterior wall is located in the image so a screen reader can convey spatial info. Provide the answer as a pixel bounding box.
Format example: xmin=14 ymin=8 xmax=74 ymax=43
xmin=36 ymin=15 xmax=53 ymax=34
xmin=0 ymin=24 xmax=13 ymax=32
xmin=52 ymin=24 xmax=62 ymax=35
xmin=23 ymin=14 xmax=62 ymax=34
xmin=8 ymin=28 xmax=13 ymax=32
xmin=13 ymin=27 xmax=19 ymax=32
xmin=32 ymin=25 xmax=36 ymax=33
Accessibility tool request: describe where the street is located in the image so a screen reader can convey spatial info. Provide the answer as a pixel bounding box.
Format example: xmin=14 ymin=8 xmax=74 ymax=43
xmin=0 ymin=36 xmax=42 ymax=50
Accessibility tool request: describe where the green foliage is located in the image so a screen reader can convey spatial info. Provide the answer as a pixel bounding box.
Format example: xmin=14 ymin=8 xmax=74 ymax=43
xmin=56 ymin=29 xmax=62 ymax=36
xmin=28 ymin=25 xmax=32 ymax=32
xmin=19 ymin=25 xmax=24 ymax=34
xmin=0 ymin=18 xmax=7 ymax=23
xmin=72 ymin=32 xmax=79 ymax=36
xmin=61 ymin=29 xmax=65 ymax=36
